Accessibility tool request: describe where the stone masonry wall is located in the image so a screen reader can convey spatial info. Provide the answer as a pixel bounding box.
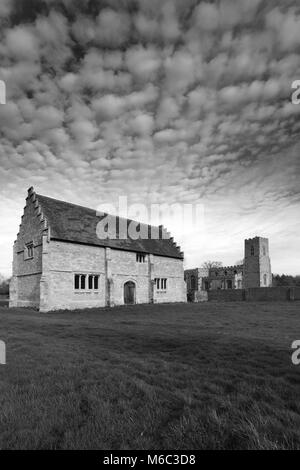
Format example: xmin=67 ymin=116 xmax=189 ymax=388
xmin=153 ymin=255 xmax=186 ymax=303
xmin=40 ymin=240 xmax=106 ymax=311
xmin=9 ymin=193 xmax=45 ymax=308
xmin=40 ymin=240 xmax=186 ymax=311
xmin=109 ymin=249 xmax=150 ymax=305
xmin=243 ymin=238 xmax=260 ymax=288
xmin=207 ymin=286 xmax=299 ymax=302
xmin=244 ymin=237 xmax=272 ymax=288
xmin=208 ymin=289 xmax=245 ymax=302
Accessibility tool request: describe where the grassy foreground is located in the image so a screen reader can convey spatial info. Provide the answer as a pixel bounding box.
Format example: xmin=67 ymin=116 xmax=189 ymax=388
xmin=0 ymin=302 xmax=299 ymax=450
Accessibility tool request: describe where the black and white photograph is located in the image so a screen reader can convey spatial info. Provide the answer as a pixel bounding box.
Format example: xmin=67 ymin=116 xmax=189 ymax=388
xmin=0 ymin=0 xmax=300 ymax=458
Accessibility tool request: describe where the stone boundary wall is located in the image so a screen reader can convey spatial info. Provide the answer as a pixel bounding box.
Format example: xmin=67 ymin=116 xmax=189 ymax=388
xmin=0 ymin=294 xmax=9 ymax=307
xmin=207 ymin=286 xmax=300 ymax=302
xmin=208 ymin=289 xmax=245 ymax=302
xmin=293 ymin=287 xmax=300 ymax=300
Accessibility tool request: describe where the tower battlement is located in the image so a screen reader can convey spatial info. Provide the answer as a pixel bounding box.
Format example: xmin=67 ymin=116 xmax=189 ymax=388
xmin=244 ymin=237 xmax=272 ymax=288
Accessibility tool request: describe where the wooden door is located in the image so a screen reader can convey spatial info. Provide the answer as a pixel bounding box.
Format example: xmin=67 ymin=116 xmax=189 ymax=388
xmin=124 ymin=281 xmax=135 ymax=305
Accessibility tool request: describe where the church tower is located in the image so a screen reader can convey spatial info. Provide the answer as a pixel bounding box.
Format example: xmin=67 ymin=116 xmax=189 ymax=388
xmin=244 ymin=237 xmax=272 ymax=288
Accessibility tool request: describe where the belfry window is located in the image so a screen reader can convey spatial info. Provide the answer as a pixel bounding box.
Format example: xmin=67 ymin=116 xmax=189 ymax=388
xmin=26 ymin=242 xmax=34 ymax=259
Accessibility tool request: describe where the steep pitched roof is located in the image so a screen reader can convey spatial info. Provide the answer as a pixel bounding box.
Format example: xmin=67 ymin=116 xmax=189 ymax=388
xmin=30 ymin=189 xmax=183 ymax=259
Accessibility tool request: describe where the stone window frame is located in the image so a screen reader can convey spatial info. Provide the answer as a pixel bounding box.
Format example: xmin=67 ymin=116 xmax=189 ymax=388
xmin=24 ymin=242 xmax=34 ymax=260
xmin=74 ymin=274 xmax=100 ymax=291
xmin=190 ymin=274 xmax=196 ymax=290
xmin=136 ymin=253 xmax=146 ymax=263
xmin=154 ymin=277 xmax=167 ymax=292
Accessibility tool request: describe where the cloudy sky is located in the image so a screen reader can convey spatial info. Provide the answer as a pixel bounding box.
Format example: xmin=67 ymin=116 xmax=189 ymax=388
xmin=0 ymin=0 xmax=300 ymax=276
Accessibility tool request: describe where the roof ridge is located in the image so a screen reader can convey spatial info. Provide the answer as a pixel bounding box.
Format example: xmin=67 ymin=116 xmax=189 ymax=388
xmin=36 ymin=192 xmax=169 ymax=234
xmin=36 ymin=193 xmax=98 ymax=214
xmin=26 ymin=188 xmax=184 ymax=259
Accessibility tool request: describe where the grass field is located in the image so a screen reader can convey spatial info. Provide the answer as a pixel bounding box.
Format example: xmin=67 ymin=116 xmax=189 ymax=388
xmin=0 ymin=302 xmax=299 ymax=450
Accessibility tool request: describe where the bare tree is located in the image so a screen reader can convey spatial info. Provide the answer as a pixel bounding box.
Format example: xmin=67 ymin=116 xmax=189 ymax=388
xmin=201 ymin=261 xmax=223 ymax=270
xmin=0 ymin=275 xmax=11 ymax=293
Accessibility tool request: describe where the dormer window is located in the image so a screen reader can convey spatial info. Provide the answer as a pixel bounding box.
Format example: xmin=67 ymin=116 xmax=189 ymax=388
xmin=26 ymin=242 xmax=34 ymax=259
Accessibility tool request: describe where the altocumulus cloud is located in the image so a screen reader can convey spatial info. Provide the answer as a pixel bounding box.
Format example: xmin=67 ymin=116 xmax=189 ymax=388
xmin=0 ymin=0 xmax=300 ymax=275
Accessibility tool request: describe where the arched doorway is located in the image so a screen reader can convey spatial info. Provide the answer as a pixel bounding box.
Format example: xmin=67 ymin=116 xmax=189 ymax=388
xmin=124 ymin=281 xmax=136 ymax=305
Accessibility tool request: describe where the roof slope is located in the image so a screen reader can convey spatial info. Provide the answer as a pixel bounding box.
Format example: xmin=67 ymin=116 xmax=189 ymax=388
xmin=33 ymin=191 xmax=183 ymax=259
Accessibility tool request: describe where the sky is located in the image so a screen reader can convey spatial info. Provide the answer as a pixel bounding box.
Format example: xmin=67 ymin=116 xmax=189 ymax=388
xmin=0 ymin=0 xmax=300 ymax=277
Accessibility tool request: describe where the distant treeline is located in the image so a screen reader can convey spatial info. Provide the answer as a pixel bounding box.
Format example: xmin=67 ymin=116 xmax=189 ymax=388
xmin=0 ymin=278 xmax=10 ymax=296
xmin=273 ymin=274 xmax=300 ymax=287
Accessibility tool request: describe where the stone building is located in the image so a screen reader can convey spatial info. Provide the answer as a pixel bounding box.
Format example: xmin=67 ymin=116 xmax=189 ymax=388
xmin=10 ymin=187 xmax=186 ymax=312
xmin=185 ymin=236 xmax=272 ymax=301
